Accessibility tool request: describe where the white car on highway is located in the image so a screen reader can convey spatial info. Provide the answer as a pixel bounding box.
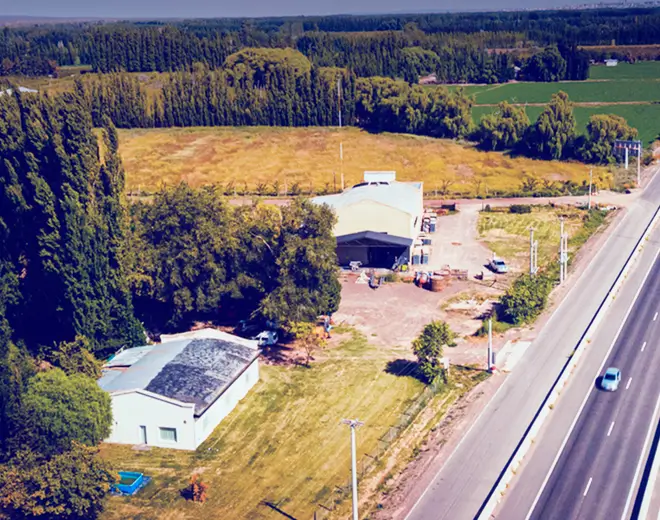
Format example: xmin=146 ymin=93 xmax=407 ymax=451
xmin=601 ymin=367 xmax=621 ymax=391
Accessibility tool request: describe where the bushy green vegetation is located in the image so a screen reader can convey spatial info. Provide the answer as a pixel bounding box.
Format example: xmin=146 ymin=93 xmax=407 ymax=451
xmin=474 ymin=103 xmax=660 ymax=146
xmin=412 ymin=321 xmax=456 ymax=383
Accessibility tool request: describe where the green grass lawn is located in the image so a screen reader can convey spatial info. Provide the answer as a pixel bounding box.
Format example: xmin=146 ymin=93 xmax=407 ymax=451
xmin=463 ymin=80 xmax=660 ymax=105
xmin=478 ymin=206 xmax=589 ymax=270
xmin=100 ymin=330 xmax=430 ymax=520
xmin=472 ymin=104 xmax=660 ymax=145
xmin=589 ymin=61 xmax=660 ymax=80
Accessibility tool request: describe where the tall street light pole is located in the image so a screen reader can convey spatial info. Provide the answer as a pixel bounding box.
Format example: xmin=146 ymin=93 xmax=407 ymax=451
xmin=342 ymin=418 xmax=364 ymax=520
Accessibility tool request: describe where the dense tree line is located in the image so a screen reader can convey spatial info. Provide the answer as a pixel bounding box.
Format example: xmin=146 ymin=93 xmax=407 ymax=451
xmin=71 ymin=49 xmax=356 ymax=128
xmin=129 ymin=184 xmax=341 ymax=331
xmin=0 ymin=93 xmax=132 ymax=519
xmin=2 ymin=7 xmax=660 ymax=73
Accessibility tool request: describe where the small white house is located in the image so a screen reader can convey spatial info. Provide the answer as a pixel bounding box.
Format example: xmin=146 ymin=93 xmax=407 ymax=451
xmin=605 ymin=59 xmax=619 ymax=67
xmin=98 ymin=329 xmax=259 ymax=450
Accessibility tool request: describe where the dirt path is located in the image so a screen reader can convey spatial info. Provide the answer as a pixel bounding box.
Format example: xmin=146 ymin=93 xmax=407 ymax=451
xmin=426 ymin=188 xmax=641 ymax=209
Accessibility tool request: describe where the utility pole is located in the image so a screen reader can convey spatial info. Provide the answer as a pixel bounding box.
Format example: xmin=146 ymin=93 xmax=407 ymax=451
xmin=588 ymin=169 xmax=593 ymax=210
xmin=624 ymin=146 xmax=629 ymax=170
xmin=338 ymin=77 xmax=345 ymax=191
xmin=488 ymin=318 xmax=493 ymax=373
xmin=559 ymin=218 xmax=565 ymax=284
xmin=559 ymin=217 xmax=569 ymax=284
xmin=342 ymin=419 xmax=363 ymax=520
xmin=637 ymin=149 xmax=641 ymax=186
xmin=529 ymin=228 xmax=538 ymax=277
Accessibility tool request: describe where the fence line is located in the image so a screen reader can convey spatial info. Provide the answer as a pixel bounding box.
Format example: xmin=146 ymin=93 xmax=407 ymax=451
xmin=312 ymin=375 xmax=444 ymax=519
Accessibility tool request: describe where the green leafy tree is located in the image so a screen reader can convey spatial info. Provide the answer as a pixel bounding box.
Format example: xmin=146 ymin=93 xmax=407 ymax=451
xmin=130 ymin=183 xmax=240 ymax=329
xmin=425 ymin=87 xmax=474 ymax=139
xmin=527 ymin=91 xmax=576 ymax=160
xmin=259 ymin=199 xmax=340 ymax=324
xmin=578 ymin=114 xmax=638 ymax=164
xmin=0 ymin=442 xmax=116 ymax=520
xmin=500 ymin=274 xmax=553 ymax=325
xmin=523 ymin=46 xmax=567 ymax=82
xmin=412 ymin=321 xmax=455 ymax=383
xmin=15 ymin=369 xmax=112 ymax=457
xmin=48 ymin=336 xmax=102 ymax=379
xmin=478 ymin=101 xmax=530 ymax=151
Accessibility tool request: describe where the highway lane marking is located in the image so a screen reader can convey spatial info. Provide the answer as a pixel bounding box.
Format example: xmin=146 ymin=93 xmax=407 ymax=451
xmin=583 ymin=477 xmax=593 ymax=497
xmin=641 ymin=341 xmax=647 ymax=352
xmin=607 ymin=421 xmax=615 ymax=436
xmin=620 ymin=392 xmax=660 ymax=520
xmin=626 ymin=377 xmax=632 ymax=390
xmin=654 ymin=312 xmax=658 ymax=321
xmin=524 ymin=247 xmax=660 ymax=520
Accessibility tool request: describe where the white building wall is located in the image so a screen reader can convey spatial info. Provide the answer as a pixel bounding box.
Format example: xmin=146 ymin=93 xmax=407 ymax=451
xmin=106 ymin=390 xmax=197 ymax=450
xmin=335 ymin=201 xmax=414 ymax=238
xmin=194 ymin=359 xmax=260 ymax=447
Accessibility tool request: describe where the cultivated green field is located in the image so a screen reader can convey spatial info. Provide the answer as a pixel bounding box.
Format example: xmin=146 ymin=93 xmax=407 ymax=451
xmin=459 ymin=61 xmax=660 ymax=146
xmin=472 ymin=104 xmax=660 ymax=145
xmin=463 ymin=80 xmax=660 ymax=104
xmin=588 ymin=61 xmax=660 ymax=80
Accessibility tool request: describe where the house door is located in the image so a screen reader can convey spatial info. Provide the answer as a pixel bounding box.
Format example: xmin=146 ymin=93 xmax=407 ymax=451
xmin=139 ymin=425 xmax=147 ymax=444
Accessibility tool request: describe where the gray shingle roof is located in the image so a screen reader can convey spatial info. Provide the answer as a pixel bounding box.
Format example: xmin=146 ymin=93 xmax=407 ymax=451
xmin=99 ymin=338 xmax=258 ymax=416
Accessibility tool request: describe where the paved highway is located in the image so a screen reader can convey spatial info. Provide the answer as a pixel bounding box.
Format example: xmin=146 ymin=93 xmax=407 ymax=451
xmin=403 ymin=165 xmax=660 ymax=520
xmin=526 ymin=252 xmax=660 ymax=520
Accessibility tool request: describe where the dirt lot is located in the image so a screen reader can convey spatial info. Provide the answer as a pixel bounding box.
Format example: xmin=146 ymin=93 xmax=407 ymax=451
xmin=334 ymin=275 xmax=507 ymax=368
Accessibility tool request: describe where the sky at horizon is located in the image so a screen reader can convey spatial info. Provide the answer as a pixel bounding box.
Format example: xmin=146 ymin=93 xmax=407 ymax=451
xmin=1 ymin=0 xmax=616 ymax=20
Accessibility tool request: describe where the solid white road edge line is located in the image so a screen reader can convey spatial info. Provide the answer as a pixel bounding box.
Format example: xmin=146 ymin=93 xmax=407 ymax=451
xmin=607 ymin=421 xmax=615 ymax=437
xmin=583 ymin=477 xmax=593 ymax=497
xmin=524 ymin=247 xmax=660 ymax=520
xmin=620 ymin=392 xmax=660 ymax=520
xmin=626 ymin=378 xmax=633 ymax=390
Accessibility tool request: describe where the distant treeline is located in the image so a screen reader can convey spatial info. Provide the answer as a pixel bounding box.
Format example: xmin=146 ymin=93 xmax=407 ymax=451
xmin=3 ymin=7 xmax=660 ymax=78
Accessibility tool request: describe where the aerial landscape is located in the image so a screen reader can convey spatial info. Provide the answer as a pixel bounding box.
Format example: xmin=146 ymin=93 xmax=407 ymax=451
xmin=0 ymin=2 xmax=659 ymax=520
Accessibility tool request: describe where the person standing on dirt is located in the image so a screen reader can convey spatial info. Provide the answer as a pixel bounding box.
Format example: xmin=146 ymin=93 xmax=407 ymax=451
xmin=324 ymin=315 xmax=333 ymax=339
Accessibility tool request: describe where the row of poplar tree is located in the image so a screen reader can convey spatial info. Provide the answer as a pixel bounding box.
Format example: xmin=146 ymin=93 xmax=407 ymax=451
xmin=0 ymin=91 xmax=341 ymax=519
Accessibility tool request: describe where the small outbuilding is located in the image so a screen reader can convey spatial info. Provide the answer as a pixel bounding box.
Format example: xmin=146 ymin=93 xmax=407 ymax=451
xmin=605 ymin=59 xmax=619 ymax=67
xmin=313 ymin=172 xmax=424 ymax=268
xmin=99 ymin=328 xmax=259 ymax=451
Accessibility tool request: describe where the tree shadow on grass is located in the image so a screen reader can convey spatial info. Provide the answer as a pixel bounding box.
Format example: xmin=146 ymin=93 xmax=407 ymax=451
xmin=385 ymin=359 xmax=426 ymax=383
xmin=262 ymin=501 xmax=298 ymax=519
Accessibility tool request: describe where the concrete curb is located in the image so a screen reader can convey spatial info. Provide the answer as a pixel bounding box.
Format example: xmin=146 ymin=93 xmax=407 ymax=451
xmin=637 ymin=412 xmax=660 ymax=519
xmin=477 ymin=205 xmax=660 ymax=520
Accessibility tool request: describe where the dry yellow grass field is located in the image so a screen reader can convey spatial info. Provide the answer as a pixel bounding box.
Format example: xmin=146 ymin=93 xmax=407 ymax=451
xmin=118 ymin=126 xmax=609 ymax=196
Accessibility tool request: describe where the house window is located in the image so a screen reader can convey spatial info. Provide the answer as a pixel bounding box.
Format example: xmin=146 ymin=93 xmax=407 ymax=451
xmin=159 ymin=427 xmax=177 ymax=443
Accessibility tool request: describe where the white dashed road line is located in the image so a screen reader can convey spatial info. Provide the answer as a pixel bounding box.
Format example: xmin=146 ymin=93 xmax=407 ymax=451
xmin=607 ymin=421 xmax=615 ymax=437
xmin=626 ymin=378 xmax=633 ymax=390
xmin=584 ymin=477 xmax=593 ymax=497
xmin=641 ymin=341 xmax=647 ymax=352
xmin=654 ymin=312 xmax=658 ymax=322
